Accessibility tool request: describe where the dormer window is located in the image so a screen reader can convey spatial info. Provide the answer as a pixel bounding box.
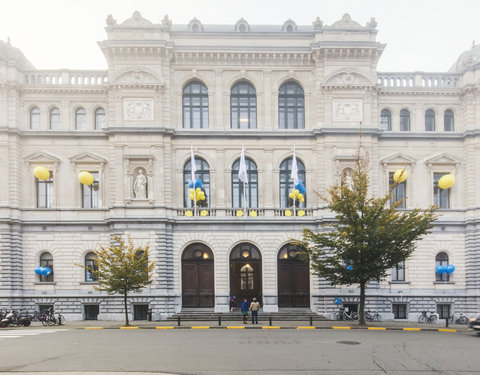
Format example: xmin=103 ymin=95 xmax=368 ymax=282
xmin=188 ymin=18 xmax=203 ymax=32
xmin=282 ymin=19 xmax=297 ymax=32
xmin=235 ymin=18 xmax=250 ymax=33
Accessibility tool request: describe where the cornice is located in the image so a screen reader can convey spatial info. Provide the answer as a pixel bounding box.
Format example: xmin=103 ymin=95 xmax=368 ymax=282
xmin=20 ymin=86 xmax=108 ymax=95
xmin=377 ymin=88 xmax=461 ymax=97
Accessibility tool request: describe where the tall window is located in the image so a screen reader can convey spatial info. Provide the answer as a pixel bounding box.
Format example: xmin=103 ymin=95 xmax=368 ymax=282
xmin=37 ymin=171 xmax=53 ymax=208
xmin=400 ymin=109 xmax=410 ymax=131
xmin=231 ymin=82 xmax=256 ymax=129
xmin=40 ymin=252 xmax=54 ymax=282
xmin=75 ymin=108 xmax=86 ymax=130
xmin=82 ymin=172 xmax=99 ymax=208
xmin=95 ymin=108 xmax=106 ymax=130
xmin=279 ymin=157 xmax=306 ymax=208
xmin=425 ymin=109 xmax=435 ymax=131
xmin=183 ymin=81 xmax=208 ymax=129
xmin=85 ymin=252 xmax=98 ymax=282
xmin=380 ymin=109 xmax=391 ymax=131
xmin=279 ymin=82 xmax=304 ymax=129
xmin=183 ymin=158 xmax=210 ymax=207
xmin=389 ymin=172 xmax=406 ymax=208
xmin=392 ymin=261 xmax=405 ymax=281
xmin=232 ymin=158 xmax=258 ymax=208
xmin=30 ymin=107 xmax=40 ymax=129
xmin=433 ymin=173 xmax=450 ymax=209
xmin=444 ymin=110 xmax=454 ymax=131
xmin=50 ymin=108 xmax=61 ymax=130
xmin=435 ymin=252 xmax=449 ymax=281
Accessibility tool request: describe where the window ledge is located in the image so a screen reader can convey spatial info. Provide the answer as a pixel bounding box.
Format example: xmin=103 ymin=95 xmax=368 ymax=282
xmin=434 ymin=281 xmax=455 ymax=285
xmin=389 ymin=281 xmax=410 ymax=284
xmin=80 ymin=282 xmax=99 ymax=285
xmin=34 ymin=282 xmax=56 ymax=285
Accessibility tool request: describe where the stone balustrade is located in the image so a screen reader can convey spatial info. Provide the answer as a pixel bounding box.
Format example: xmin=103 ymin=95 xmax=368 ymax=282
xmin=377 ymin=72 xmax=461 ymax=88
xmin=23 ymin=70 xmax=108 ymax=86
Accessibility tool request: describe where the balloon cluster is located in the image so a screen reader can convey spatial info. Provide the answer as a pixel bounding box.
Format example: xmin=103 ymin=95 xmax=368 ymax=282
xmin=188 ymin=179 xmax=206 ymax=202
xmin=436 ymin=264 xmax=455 ymax=275
xmin=289 ymin=180 xmax=306 ymax=202
xmin=34 ymin=266 xmax=52 ymax=276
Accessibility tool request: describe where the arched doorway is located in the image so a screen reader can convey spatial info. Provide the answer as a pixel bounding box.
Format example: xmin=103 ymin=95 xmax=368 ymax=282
xmin=230 ymin=243 xmax=262 ymax=303
xmin=277 ymin=244 xmax=310 ymax=307
xmin=182 ymin=243 xmax=214 ymax=307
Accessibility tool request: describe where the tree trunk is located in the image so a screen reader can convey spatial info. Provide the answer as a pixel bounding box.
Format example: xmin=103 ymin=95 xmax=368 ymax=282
xmin=358 ymin=281 xmax=366 ymax=326
xmin=123 ymin=293 xmax=129 ymax=326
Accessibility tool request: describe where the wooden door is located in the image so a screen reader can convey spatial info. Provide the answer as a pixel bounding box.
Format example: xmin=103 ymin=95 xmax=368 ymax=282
xmin=182 ymin=262 xmax=199 ymax=307
xmin=278 ymin=260 xmax=309 ymax=307
xmin=198 ymin=262 xmax=214 ymax=307
xmin=230 ymin=262 xmax=262 ymax=303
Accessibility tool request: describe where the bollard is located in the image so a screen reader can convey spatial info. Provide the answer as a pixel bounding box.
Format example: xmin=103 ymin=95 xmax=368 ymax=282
xmin=177 ymin=316 xmax=181 ymax=326
xmin=310 ymin=316 xmax=313 ymax=326
xmin=269 ymin=317 xmax=272 ymax=326
xmin=445 ymin=318 xmax=449 ymax=328
xmin=218 ymin=316 xmax=221 ymax=326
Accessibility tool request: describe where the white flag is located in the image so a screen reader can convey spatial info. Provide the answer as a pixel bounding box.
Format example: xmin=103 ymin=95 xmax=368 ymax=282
xmin=291 ymin=147 xmax=299 ymax=185
xmin=190 ymin=145 xmax=197 ymax=183
xmin=238 ymin=146 xmax=248 ymax=184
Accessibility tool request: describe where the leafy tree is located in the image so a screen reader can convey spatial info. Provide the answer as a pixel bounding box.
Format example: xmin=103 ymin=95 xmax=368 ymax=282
xmin=299 ymin=158 xmax=437 ymax=325
xmin=79 ymin=236 xmax=155 ymax=326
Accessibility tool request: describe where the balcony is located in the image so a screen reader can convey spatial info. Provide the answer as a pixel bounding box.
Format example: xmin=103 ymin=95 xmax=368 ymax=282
xmin=377 ymin=72 xmax=461 ymax=89
xmin=23 ymin=70 xmax=108 ymax=86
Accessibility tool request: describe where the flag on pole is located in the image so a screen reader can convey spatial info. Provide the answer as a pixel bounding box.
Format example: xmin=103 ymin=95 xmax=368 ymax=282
xmin=238 ymin=146 xmax=248 ymax=184
xmin=291 ymin=147 xmax=299 ymax=185
xmin=190 ymin=145 xmax=197 ymax=182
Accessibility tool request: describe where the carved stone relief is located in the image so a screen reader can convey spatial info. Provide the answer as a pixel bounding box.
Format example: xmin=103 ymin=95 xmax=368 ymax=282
xmin=123 ymin=99 xmax=154 ymax=121
xmin=332 ymin=99 xmax=363 ymax=121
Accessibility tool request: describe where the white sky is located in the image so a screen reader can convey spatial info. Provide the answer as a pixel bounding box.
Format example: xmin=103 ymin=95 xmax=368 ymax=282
xmin=1 ymin=0 xmax=479 ymax=72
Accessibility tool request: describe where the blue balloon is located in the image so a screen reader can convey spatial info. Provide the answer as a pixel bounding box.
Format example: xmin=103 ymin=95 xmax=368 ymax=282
xmin=295 ymin=181 xmax=303 ymax=190
xmin=446 ymin=264 xmax=455 ymax=274
xmin=300 ymin=186 xmax=306 ymax=194
xmin=34 ymin=266 xmax=42 ymax=275
xmin=188 ymin=180 xmax=194 ymax=188
xmin=436 ymin=265 xmax=446 ymax=274
xmin=194 ymin=179 xmax=203 ymax=189
xmin=346 ymin=265 xmax=353 ymax=271
xmin=40 ymin=267 xmax=52 ymax=276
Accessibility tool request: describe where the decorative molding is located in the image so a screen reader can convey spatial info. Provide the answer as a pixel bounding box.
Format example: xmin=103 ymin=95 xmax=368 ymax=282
xmin=123 ymin=98 xmax=154 ymax=121
xmin=24 ymin=151 xmax=62 ymax=165
xmin=425 ymin=152 xmax=461 ymax=166
xmin=380 ymin=153 xmax=417 ymax=166
xmin=332 ymin=99 xmax=362 ymax=121
xmin=69 ymin=152 xmax=107 ymax=166
xmin=322 ymin=70 xmax=374 ymax=88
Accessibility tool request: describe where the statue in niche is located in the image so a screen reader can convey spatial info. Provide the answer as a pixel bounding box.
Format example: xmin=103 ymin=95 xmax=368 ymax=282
xmin=133 ymin=169 xmax=147 ymax=199
xmin=342 ymin=168 xmax=354 ymax=190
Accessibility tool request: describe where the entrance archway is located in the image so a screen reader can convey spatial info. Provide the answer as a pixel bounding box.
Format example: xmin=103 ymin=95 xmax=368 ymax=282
xmin=277 ymin=243 xmax=310 ymax=307
xmin=230 ymin=243 xmax=262 ymax=304
xmin=182 ymin=243 xmax=214 ymax=307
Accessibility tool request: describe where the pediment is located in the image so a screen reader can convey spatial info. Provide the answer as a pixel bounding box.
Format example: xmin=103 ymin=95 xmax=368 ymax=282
xmin=24 ymin=151 xmax=61 ymax=164
xmin=69 ymin=152 xmax=107 ymax=165
xmin=325 ymin=14 xmax=364 ymax=30
xmin=111 ymin=68 xmax=163 ymax=86
xmin=425 ymin=153 xmax=461 ymax=165
xmin=322 ymin=70 xmax=374 ymax=88
xmin=120 ymin=11 xmax=153 ymax=27
xmin=380 ymin=153 xmax=417 ymax=165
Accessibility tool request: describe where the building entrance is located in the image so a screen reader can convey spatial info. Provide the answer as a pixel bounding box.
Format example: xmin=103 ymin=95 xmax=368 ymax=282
xmin=277 ymin=244 xmax=310 ymax=307
xmin=230 ymin=243 xmax=262 ymax=304
xmin=182 ymin=244 xmax=214 ymax=307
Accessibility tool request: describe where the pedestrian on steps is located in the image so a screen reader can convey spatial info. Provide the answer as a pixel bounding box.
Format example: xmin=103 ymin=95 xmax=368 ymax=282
xmin=241 ymin=298 xmax=249 ymax=324
xmin=230 ymin=296 xmax=237 ymax=312
xmin=250 ymin=297 xmax=260 ymax=324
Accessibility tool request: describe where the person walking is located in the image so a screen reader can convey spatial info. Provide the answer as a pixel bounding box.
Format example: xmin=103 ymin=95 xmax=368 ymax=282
xmin=250 ymin=297 xmax=260 ymax=324
xmin=229 ymin=296 xmax=237 ymax=312
xmin=241 ymin=298 xmax=249 ymax=324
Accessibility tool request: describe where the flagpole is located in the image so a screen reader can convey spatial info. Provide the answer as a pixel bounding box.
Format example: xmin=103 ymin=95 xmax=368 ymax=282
xmin=191 ymin=144 xmax=197 ymax=216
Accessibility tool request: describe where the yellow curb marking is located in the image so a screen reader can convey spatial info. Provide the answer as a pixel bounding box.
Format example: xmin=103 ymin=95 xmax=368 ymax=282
xmin=191 ymin=326 xmax=210 ymax=329
xmin=120 ymin=326 xmax=139 ymax=329
xmin=403 ymin=328 xmax=421 ymax=331
xmin=438 ymin=329 xmax=456 ymax=332
xmin=368 ymin=327 xmax=386 ymax=330
xmin=227 ymin=326 xmax=245 ymax=329
xmin=156 ymin=326 xmax=174 ymax=329
xmin=262 ymin=326 xmax=280 ymax=329
xmin=332 ymin=326 xmax=351 ymax=330
xmin=84 ymin=327 xmax=104 ymax=330
xmin=297 ymin=326 xmax=316 ymax=329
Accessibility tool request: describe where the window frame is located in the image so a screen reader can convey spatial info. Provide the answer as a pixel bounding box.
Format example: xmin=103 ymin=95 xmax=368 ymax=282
xmin=380 ymin=109 xmax=392 ymax=131
xmin=81 ymin=171 xmax=100 ymax=208
xmin=231 ymin=157 xmax=258 ymax=208
xmin=36 ymin=171 xmax=54 ymax=208
xmin=444 ymin=109 xmax=454 ymax=131
xmin=30 ymin=107 xmax=40 ymax=130
xmin=392 ymin=303 xmax=407 ymax=319
xmin=391 ymin=260 xmax=405 ymax=282
xmin=39 ymin=252 xmax=54 ymax=282
xmin=75 ymin=108 xmax=87 ymax=130
xmin=400 ymin=109 xmax=410 ymax=131
xmin=84 ymin=252 xmax=98 ymax=282
xmin=230 ymin=81 xmax=257 ymax=129
xmin=95 ymin=108 xmax=106 ymax=130
xmin=50 ymin=107 xmax=61 ymax=130
xmin=278 ymin=82 xmax=305 ymax=129
xmin=182 ymin=81 xmax=209 ymax=129
xmin=183 ymin=157 xmax=210 ymax=208
xmin=435 ymin=252 xmax=449 ymax=282
xmin=279 ymin=157 xmax=306 ymax=208
xmin=425 ymin=109 xmax=435 ymax=132
xmin=433 ymin=172 xmax=450 ymax=209
xmin=389 ymin=172 xmax=406 ymax=208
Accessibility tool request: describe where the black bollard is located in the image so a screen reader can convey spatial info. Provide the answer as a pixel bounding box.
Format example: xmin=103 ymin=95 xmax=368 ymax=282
xmin=269 ymin=317 xmax=272 ymax=326
xmin=310 ymin=316 xmax=313 ymax=326
xmin=218 ymin=316 xmax=221 ymax=326
xmin=177 ymin=316 xmax=181 ymax=326
xmin=445 ymin=318 xmax=449 ymax=328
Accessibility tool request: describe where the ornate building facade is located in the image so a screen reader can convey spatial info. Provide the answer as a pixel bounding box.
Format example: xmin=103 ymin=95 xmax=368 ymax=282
xmin=0 ymin=12 xmax=479 ymax=321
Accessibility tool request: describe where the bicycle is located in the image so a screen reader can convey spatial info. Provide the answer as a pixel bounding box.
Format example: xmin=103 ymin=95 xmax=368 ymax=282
xmin=452 ymin=313 xmax=468 ymax=325
xmin=365 ymin=310 xmax=383 ymax=322
xmin=418 ymin=311 xmax=437 ymax=324
xmin=337 ymin=307 xmax=358 ymax=321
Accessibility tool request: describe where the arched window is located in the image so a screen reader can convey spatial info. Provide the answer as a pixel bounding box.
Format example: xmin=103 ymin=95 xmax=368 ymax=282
xmin=433 ymin=173 xmax=450 ymax=209
xmin=400 ymin=109 xmax=410 ymax=131
xmin=85 ymin=252 xmax=98 ymax=282
xmin=75 ymin=108 xmax=86 ymax=130
xmin=435 ymin=252 xmax=449 ymax=282
xmin=380 ymin=109 xmax=391 ymax=131
xmin=183 ymin=81 xmax=208 ymax=129
xmin=183 ymin=157 xmax=210 ymax=207
xmin=279 ymin=157 xmax=306 ymax=208
xmin=39 ymin=252 xmax=54 ymax=282
xmin=50 ymin=108 xmax=61 ymax=130
xmin=30 ymin=107 xmax=40 ymax=130
xmin=279 ymin=82 xmax=304 ymax=129
xmin=425 ymin=109 xmax=435 ymax=131
xmin=444 ymin=110 xmax=454 ymax=131
xmin=232 ymin=158 xmax=258 ymax=208
xmin=231 ymin=82 xmax=257 ymax=129
xmin=95 ymin=108 xmax=106 ymax=130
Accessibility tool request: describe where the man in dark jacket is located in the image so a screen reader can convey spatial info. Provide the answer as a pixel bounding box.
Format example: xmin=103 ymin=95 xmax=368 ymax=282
xmin=241 ymin=298 xmax=249 ymax=324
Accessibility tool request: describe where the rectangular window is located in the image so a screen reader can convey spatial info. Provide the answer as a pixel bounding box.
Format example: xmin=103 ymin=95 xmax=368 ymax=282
xmin=389 ymin=172 xmax=406 ymax=208
xmin=82 ymin=172 xmax=99 ymax=208
xmin=437 ymin=304 xmax=450 ymax=320
xmin=38 ymin=304 xmax=54 ymax=313
xmin=392 ymin=261 xmax=405 ymax=281
xmin=84 ymin=304 xmax=100 ymax=320
xmin=392 ymin=304 xmax=407 ymax=319
xmin=133 ymin=304 xmax=149 ymax=320
xmin=433 ymin=173 xmax=450 ymax=209
xmin=37 ymin=172 xmax=53 ymax=208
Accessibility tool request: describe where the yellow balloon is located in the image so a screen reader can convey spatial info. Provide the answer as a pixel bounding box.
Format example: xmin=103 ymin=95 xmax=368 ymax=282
xmin=298 ymin=193 xmax=304 ymax=200
xmin=200 ymin=210 xmax=208 ymax=216
xmin=289 ymin=193 xmax=293 ymax=199
xmin=249 ymin=210 xmax=257 ymax=217
xmin=393 ymin=169 xmax=407 ymax=183
xmin=189 ymin=194 xmax=194 ymax=200
xmin=285 ymin=210 xmax=292 ymax=217
xmin=190 ymin=188 xmax=194 ymax=194
xmin=236 ymin=210 xmax=244 ymax=217
xmin=34 ymin=166 xmax=50 ymax=180
xmin=300 ymin=197 xmax=305 ymax=203
xmin=298 ymin=210 xmax=305 ymax=217
xmin=185 ymin=210 xmax=193 ymax=217
xmin=196 ymin=187 xmax=201 ymax=193
xmin=438 ymin=174 xmax=455 ymax=189
xmin=78 ymin=171 xmax=94 ymax=185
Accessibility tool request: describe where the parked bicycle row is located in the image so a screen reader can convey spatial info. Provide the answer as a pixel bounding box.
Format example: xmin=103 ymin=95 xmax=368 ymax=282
xmin=0 ymin=307 xmax=65 ymax=328
xmin=336 ymin=308 xmax=383 ymax=322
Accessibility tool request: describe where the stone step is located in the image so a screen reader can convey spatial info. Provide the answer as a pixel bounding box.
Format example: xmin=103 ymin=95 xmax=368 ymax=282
xmin=167 ymin=310 xmax=328 ymax=321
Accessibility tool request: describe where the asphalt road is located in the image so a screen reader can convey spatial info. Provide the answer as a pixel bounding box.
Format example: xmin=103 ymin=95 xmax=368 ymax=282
xmin=0 ymin=328 xmax=478 ymax=374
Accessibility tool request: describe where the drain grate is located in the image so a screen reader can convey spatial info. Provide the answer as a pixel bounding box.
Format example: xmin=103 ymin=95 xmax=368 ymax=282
xmin=336 ymin=340 xmax=361 ymax=345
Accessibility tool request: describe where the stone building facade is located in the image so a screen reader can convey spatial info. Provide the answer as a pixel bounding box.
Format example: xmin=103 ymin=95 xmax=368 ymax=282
xmin=0 ymin=11 xmax=479 ymax=321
